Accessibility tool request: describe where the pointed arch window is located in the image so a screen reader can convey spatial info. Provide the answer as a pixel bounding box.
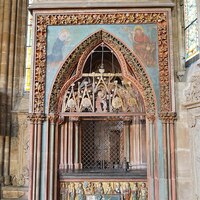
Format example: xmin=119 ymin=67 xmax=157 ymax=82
xmin=184 ymin=0 xmax=199 ymax=62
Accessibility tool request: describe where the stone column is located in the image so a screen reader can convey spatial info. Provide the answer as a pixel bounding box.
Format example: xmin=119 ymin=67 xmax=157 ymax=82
xmin=0 ymin=136 xmax=3 ymax=183
xmin=36 ymin=115 xmax=45 ymax=200
xmin=74 ymin=120 xmax=80 ymax=170
xmin=59 ymin=123 xmax=64 ymax=170
xmin=135 ymin=117 xmax=140 ymax=166
xmin=79 ymin=123 xmax=82 ymax=169
xmin=130 ymin=115 xmax=147 ymax=169
xmin=68 ymin=118 xmax=74 ymax=170
xmin=0 ymin=0 xmax=11 ymax=186
xmin=140 ymin=116 xmax=147 ymax=167
xmin=63 ymin=121 xmax=68 ymax=170
xmin=169 ymin=115 xmax=176 ymax=200
xmin=48 ymin=114 xmax=58 ymax=200
xmin=130 ymin=116 xmax=140 ymax=169
xmin=123 ymin=117 xmax=131 ymax=162
xmin=146 ymin=114 xmax=155 ymax=200
xmin=27 ymin=114 xmax=36 ymax=200
xmin=0 ymin=0 xmax=27 ymax=186
xmin=28 ymin=113 xmax=46 ymax=200
xmin=159 ymin=112 xmax=177 ymax=200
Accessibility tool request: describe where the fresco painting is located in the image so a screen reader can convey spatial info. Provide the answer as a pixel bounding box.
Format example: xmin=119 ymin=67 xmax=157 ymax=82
xmin=47 ymin=29 xmax=70 ymax=65
xmin=132 ymin=25 xmax=157 ymax=67
xmin=45 ymin=24 xmax=159 ymax=112
xmin=47 ymin=24 xmax=158 ymax=68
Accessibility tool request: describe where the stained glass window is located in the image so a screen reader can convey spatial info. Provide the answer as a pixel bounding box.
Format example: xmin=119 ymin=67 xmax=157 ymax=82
xmin=184 ymin=0 xmax=199 ymax=61
xmin=24 ymin=9 xmax=33 ymax=91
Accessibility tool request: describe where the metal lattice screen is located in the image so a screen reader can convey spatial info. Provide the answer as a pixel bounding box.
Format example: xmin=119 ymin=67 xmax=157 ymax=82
xmin=81 ymin=119 xmax=124 ymax=170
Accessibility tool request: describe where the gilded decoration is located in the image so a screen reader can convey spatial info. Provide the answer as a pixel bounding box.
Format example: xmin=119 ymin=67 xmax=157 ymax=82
xmin=60 ymin=181 xmax=148 ymax=200
xmin=34 ymin=11 xmax=171 ymax=113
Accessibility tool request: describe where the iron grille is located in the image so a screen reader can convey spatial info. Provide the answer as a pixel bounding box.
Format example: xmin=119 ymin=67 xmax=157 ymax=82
xmin=81 ymin=119 xmax=124 ymax=170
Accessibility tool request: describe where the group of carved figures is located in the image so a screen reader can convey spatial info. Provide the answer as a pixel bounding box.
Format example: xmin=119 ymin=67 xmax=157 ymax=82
xmin=62 ymin=71 xmax=142 ymax=114
xmin=60 ymin=181 xmax=148 ymax=200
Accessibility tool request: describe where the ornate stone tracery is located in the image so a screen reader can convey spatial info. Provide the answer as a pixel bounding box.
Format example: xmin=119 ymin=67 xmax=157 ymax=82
xmin=50 ymin=30 xmax=157 ymax=114
xmin=62 ymin=71 xmax=144 ymax=114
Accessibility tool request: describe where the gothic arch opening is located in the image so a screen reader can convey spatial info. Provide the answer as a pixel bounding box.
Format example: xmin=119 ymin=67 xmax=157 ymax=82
xmin=58 ymin=43 xmax=147 ymax=173
xmin=48 ymin=30 xmax=157 ymax=200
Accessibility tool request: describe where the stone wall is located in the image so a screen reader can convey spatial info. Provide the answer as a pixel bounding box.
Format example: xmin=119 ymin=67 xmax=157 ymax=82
xmin=182 ymin=61 xmax=200 ymax=200
xmin=0 ymin=0 xmax=28 ymax=199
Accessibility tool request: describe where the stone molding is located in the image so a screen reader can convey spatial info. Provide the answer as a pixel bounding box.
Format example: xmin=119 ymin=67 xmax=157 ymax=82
xmin=29 ymin=1 xmax=175 ymax=9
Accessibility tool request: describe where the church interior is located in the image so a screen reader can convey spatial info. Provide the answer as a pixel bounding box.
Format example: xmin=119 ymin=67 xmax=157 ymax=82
xmin=0 ymin=0 xmax=200 ymax=199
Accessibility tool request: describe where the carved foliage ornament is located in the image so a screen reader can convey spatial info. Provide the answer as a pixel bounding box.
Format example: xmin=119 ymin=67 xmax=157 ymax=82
xmin=159 ymin=112 xmax=177 ymax=123
xmin=34 ymin=11 xmax=171 ymax=113
xmin=27 ymin=113 xmax=46 ymax=123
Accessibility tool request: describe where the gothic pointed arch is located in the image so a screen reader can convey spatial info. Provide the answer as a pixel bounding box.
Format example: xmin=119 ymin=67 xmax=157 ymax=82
xmin=49 ymin=30 xmax=157 ymax=114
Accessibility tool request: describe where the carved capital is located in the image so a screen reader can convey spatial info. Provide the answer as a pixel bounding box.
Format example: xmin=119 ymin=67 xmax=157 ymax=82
xmin=146 ymin=113 xmax=156 ymax=122
xmin=27 ymin=113 xmax=36 ymax=122
xmin=27 ymin=113 xmax=46 ymax=123
xmin=69 ymin=116 xmax=79 ymax=122
xmin=123 ymin=116 xmax=132 ymax=125
xmin=48 ymin=113 xmax=59 ymax=124
xmin=159 ymin=112 xmax=177 ymax=123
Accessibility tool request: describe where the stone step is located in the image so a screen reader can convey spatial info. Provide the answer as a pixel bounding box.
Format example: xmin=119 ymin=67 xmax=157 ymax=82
xmin=0 ymin=186 xmax=28 ymax=200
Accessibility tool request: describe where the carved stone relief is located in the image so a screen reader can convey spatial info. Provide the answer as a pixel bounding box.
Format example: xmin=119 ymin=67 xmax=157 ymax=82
xmin=185 ymin=72 xmax=200 ymax=104
xmin=60 ymin=181 xmax=148 ymax=200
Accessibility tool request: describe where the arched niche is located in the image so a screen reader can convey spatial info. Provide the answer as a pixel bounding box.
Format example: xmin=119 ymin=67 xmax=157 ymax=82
xmin=47 ymin=30 xmax=157 ymax=200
